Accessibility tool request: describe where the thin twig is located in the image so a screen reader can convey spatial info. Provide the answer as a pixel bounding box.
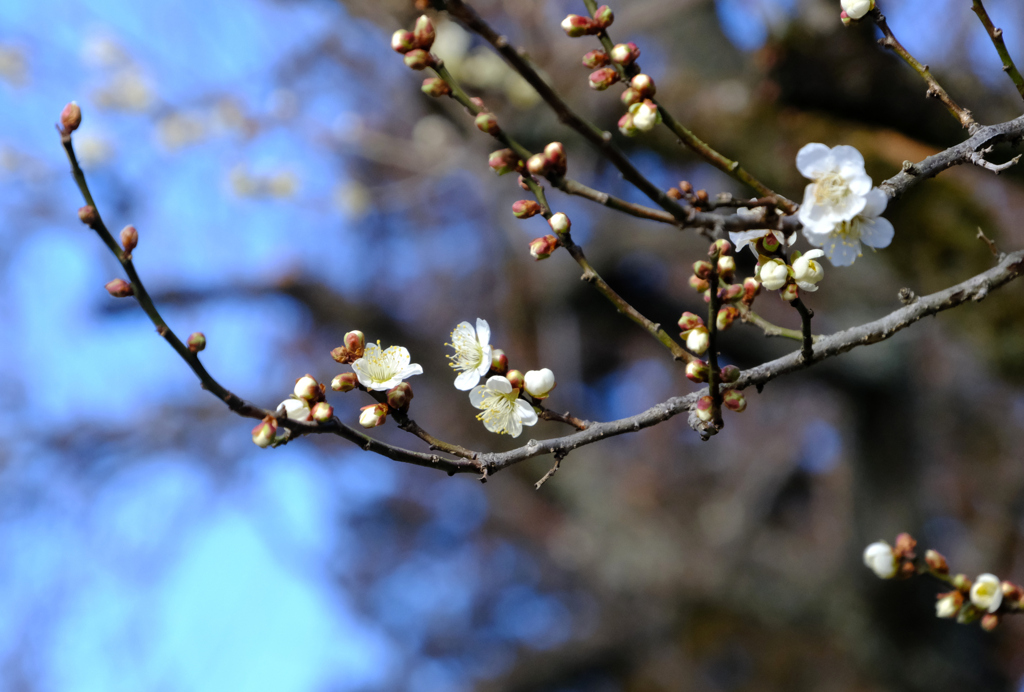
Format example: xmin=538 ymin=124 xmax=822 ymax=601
xmin=790 ymin=298 xmax=815 ymax=362
xmin=532 ymin=399 xmax=589 ymax=430
xmin=970 ymin=0 xmax=1024 ymax=101
xmin=534 ymin=454 xmax=564 ymax=490
xmin=737 ymin=304 xmax=807 ymax=342
xmin=969 ymin=149 xmax=1021 ymax=174
xmin=977 ymin=227 xmax=1001 ymax=258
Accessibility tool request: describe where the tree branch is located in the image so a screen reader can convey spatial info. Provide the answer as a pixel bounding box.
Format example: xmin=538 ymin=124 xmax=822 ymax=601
xmin=970 ymin=0 xmax=1024 ymax=101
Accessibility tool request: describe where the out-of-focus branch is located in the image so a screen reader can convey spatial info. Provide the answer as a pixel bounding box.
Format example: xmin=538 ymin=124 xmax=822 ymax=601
xmin=970 ymin=0 xmax=1024 ymax=101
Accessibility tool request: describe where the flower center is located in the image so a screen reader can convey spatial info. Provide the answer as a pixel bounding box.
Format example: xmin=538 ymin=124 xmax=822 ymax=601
xmin=813 ymin=171 xmax=850 ymax=206
xmin=832 ymin=219 xmax=863 ymax=246
xmin=449 ymin=329 xmax=483 ymax=372
xmin=476 ymin=390 xmax=517 ymax=433
xmin=365 ymin=346 xmax=402 ymax=382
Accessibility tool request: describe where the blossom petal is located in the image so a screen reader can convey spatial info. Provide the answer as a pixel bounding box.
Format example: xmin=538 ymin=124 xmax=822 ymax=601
xmin=728 ymin=230 xmax=765 ymax=254
xmin=516 ymin=399 xmax=539 ymax=427
xmin=830 ymin=145 xmax=865 ymax=174
xmin=823 ymin=237 xmax=861 ymax=266
xmin=796 ymin=143 xmax=832 ymax=179
xmin=475 ymin=318 xmax=491 ymax=347
xmin=846 ymin=172 xmax=873 ymax=197
xmin=387 ymin=346 xmax=412 ymax=369
xmin=859 ymin=216 xmax=894 ymax=249
xmin=351 ymin=359 xmax=373 ymax=389
xmin=469 ymin=385 xmax=488 ymax=408
xmin=796 ymin=281 xmax=820 ymax=292
xmin=861 ymin=187 xmax=889 ymax=218
xmin=475 ymin=345 xmax=493 ymax=377
xmin=804 ymin=249 xmax=825 ymax=260
xmin=506 ymin=415 xmax=523 ymax=438
xmin=397 ymin=363 xmax=423 ymax=380
xmin=455 ymin=369 xmax=481 ymax=391
xmin=830 ymin=191 xmax=868 ymax=222
xmin=485 ymin=376 xmax=513 ymax=394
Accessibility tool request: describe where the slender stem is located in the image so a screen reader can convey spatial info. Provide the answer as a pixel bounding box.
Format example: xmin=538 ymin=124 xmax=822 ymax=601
xmin=389 ymin=407 xmax=480 ymax=459
xmin=790 ymin=298 xmax=815 ymax=362
xmin=550 ymin=175 xmax=678 ymax=224
xmin=706 ymin=251 xmax=723 ymax=428
xmin=970 ymin=0 xmax=1024 ymax=101
xmin=736 ymin=304 xmax=806 ymax=342
xmin=531 ymin=398 xmax=589 ymax=430
xmin=870 ymin=9 xmax=976 ymax=131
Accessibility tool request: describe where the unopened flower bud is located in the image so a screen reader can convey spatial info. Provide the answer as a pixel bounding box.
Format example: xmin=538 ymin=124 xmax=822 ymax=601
xmin=513 ymin=200 xmax=542 ymax=219
xmin=935 ymin=591 xmax=963 ymax=619
xmin=925 ymin=549 xmax=949 ymax=574
xmin=696 ymin=190 xmax=709 ymax=205
xmin=387 ymin=382 xmax=414 ymax=410
xmin=617 ymin=112 xmax=638 ymax=137
xmin=630 ymin=73 xmax=655 ymax=98
xmin=311 ymin=401 xmax=334 ymax=423
xmin=679 ymin=180 xmax=693 ymax=194
xmin=281 ymin=398 xmax=311 ymax=421
xmin=629 ymin=99 xmax=660 ymax=132
xmin=894 ymin=533 xmax=916 ymax=558
xmin=689 ymin=275 xmax=710 ymax=292
xmin=490 ymin=349 xmax=508 ymax=375
xmin=105 ymin=278 xmax=134 ymax=297
xmin=543 ymin=142 xmax=567 ymax=175
xmin=60 ymin=101 xmax=82 ymax=133
xmin=840 ymin=0 xmax=874 ymax=21
xmin=358 ymin=403 xmax=388 ymax=428
xmin=685 ymin=359 xmax=709 ymax=383
xmin=529 ymin=234 xmax=561 ymax=260
xmin=344 ymin=330 xmax=365 ymax=357
xmin=970 ymin=573 xmax=1003 ymax=613
xmin=526 ymin=153 xmax=548 ymax=176
xmin=1002 ymin=581 xmax=1023 ymax=601
xmin=780 ymin=283 xmax=799 ymax=302
xmin=252 ymin=416 xmax=277 ymax=448
xmin=742 ymin=277 xmax=761 ymax=303
xmin=695 ymin=395 xmax=714 ymax=422
xmin=717 ymin=255 xmax=736 ymax=280
xmin=759 ymin=258 xmax=789 ymax=291
xmin=186 ymin=332 xmax=206 ymax=353
xmin=403 ymin=49 xmax=434 ymax=70
xmin=471 ymin=111 xmax=499 ymax=134
xmin=620 ymin=87 xmax=641 ymax=108
xmin=840 ymin=10 xmax=852 ymax=26
xmin=593 ymin=5 xmax=614 ymax=28
xmin=716 ymin=305 xmax=739 ymax=331
xmin=760 ymin=233 xmax=781 ymax=253
xmin=78 ymin=205 xmax=98 ymax=227
xmin=294 ymin=374 xmax=320 ymax=401
xmin=863 ymin=541 xmax=897 ymax=579
xmin=413 ymin=15 xmax=435 ymax=49
xmin=610 ymin=42 xmax=640 ymax=66
xmin=488 ymin=148 xmax=519 ymax=176
xmin=331 ymin=372 xmax=359 ymax=392
xmin=792 ymin=249 xmax=825 ymax=291
xmin=686 ymin=326 xmax=709 ymax=355
xmin=421 ymin=77 xmax=451 ymax=97
xmin=693 ymin=260 xmax=713 ymax=280
xmin=953 ymin=574 xmax=972 ymax=592
xmin=548 ymin=212 xmax=571 ymax=235
xmin=720 ymin=364 xmax=740 ymax=383
xmin=582 ymin=49 xmax=609 ymax=68
xmin=678 ymin=312 xmax=704 ymax=332
xmin=506 ymin=369 xmax=525 ymax=391
xmin=712 ymin=239 xmax=733 ymax=256
xmin=588 ymin=67 xmax=620 ymax=91
xmin=119 ymin=225 xmax=138 ymax=254
xmin=722 ymin=389 xmax=746 ymax=412
xmin=524 ymin=368 xmax=556 ymax=399
xmin=981 ymin=613 xmax=1000 ymax=631
xmin=721 ymin=284 xmax=744 ymax=302
xmin=391 ymin=30 xmax=417 ymax=54
xmin=667 ymin=188 xmax=683 ymax=200
xmin=560 ymin=14 xmax=595 ymax=37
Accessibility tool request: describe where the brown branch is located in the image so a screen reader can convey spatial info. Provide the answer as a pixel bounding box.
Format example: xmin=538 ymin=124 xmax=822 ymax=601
xmin=790 ymin=298 xmax=815 ymax=362
xmin=737 ymin=304 xmax=807 ymax=342
xmin=532 ymin=399 xmax=589 ymax=430
xmin=970 ymin=0 xmax=1024 ymax=101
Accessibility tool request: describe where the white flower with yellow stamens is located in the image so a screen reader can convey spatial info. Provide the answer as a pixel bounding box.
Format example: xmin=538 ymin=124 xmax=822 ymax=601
xmin=792 ymin=249 xmax=826 ymax=291
xmin=351 ymin=342 xmax=423 ymax=391
xmin=448 ymin=318 xmax=493 ymax=391
xmin=796 ymin=143 xmax=873 ymax=236
xmin=804 ymin=188 xmax=894 ymax=266
xmin=469 ymin=375 xmax=538 ymax=437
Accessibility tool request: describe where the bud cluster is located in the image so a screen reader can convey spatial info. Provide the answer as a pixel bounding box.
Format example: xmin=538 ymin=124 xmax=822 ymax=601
xmin=525 ymin=142 xmax=568 ymax=178
xmin=392 ymin=15 xmax=438 ymax=71
xmin=330 ymin=330 xmax=366 ymax=364
xmin=560 ymin=6 xmax=613 ymax=38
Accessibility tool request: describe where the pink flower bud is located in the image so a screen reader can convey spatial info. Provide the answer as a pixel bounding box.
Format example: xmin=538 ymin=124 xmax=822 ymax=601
xmin=593 ymin=5 xmax=614 ymax=28
xmin=716 ymin=305 xmax=739 ymax=331
xmin=720 ymin=364 xmax=740 ymax=383
xmin=331 ymin=372 xmax=359 ymax=392
xmin=186 ymin=332 xmax=206 ymax=353
xmin=391 ymin=30 xmax=417 ymax=54
xmin=387 ymin=382 xmax=414 ymax=410
xmin=721 ymin=284 xmax=744 ymax=302
xmin=358 ymin=403 xmax=388 ymax=428
xmin=925 ymin=549 xmax=949 ymax=574
xmin=526 ymin=153 xmax=548 ymax=176
xmin=543 ymin=142 xmax=567 ymax=175
xmin=78 ymin=205 xmax=98 ymax=227
xmin=513 ymin=200 xmax=541 ymax=218
xmin=529 ymin=234 xmax=561 ymax=260
xmin=413 ymin=15 xmax=435 ymax=50
xmin=685 ymin=359 xmax=709 ymax=383
xmin=490 ymin=349 xmax=509 ymax=375
xmin=677 ymin=311 xmax=704 ymax=332
xmin=311 ymin=401 xmax=334 ymax=423
xmin=610 ymin=42 xmax=640 ymax=66
xmin=620 ymin=87 xmax=642 ymax=108
xmin=294 ymin=374 xmax=320 ymax=401
xmin=517 ymin=175 xmax=531 ymax=191
xmin=588 ymin=67 xmax=620 ymax=91
xmin=712 ymin=239 xmax=733 ymax=256
xmin=506 ymin=369 xmax=525 ymax=391
xmin=60 ymin=101 xmax=82 ymax=133
xmin=403 ymin=49 xmax=434 ymax=70
xmin=693 ymin=260 xmax=713 ymax=280
xmin=252 ymin=416 xmax=278 ymax=448
xmin=981 ymin=613 xmax=1000 ymax=632
xmin=630 ymin=73 xmax=656 ymax=98
xmin=344 ymin=330 xmax=365 ymax=357
xmin=421 ymin=77 xmax=451 ymax=97
xmin=742 ymin=277 xmax=761 ymax=304
xmin=548 ymin=212 xmax=571 ymax=235
xmin=475 ymin=112 xmax=500 ymax=135
xmin=695 ymin=395 xmax=714 ymax=422
xmin=488 ymin=148 xmax=519 ymax=176
xmin=560 ymin=14 xmax=595 ymax=38
xmin=689 ymin=275 xmax=710 ymax=292
xmin=119 ymin=225 xmax=138 ymax=254
xmin=582 ymin=50 xmax=609 ymax=68
xmin=617 ymin=112 xmax=638 ymax=137
xmin=105 ymin=278 xmax=133 ymax=298
xmin=722 ymin=389 xmax=746 ymax=412
xmin=760 ymin=233 xmax=781 ymax=253
xmin=780 ymin=283 xmax=799 ymax=302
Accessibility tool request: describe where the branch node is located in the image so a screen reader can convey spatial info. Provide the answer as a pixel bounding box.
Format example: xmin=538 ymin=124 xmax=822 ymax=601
xmin=898 ymin=287 xmax=918 ymax=305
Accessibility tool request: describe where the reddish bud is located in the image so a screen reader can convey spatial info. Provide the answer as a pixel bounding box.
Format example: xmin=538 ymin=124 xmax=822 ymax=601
xmin=716 ymin=305 xmax=739 ymax=331
xmin=120 ymin=225 xmax=138 ymax=254
xmin=490 ymin=349 xmax=508 ymax=376
xmin=506 ymin=369 xmax=525 ymax=391
xmin=685 ymin=359 xmax=709 ymax=383
xmin=526 ymin=153 xmax=548 ymax=176
xmin=252 ymin=415 xmax=278 ymax=448
xmin=722 ymin=389 xmax=746 ymax=412
xmin=712 ymin=239 xmax=733 ymax=256
xmin=311 ymin=401 xmax=334 ymax=423
xmin=529 ymin=234 xmax=561 ymax=260
xmin=717 ymin=255 xmax=736 ymax=280
xmin=630 ymin=73 xmax=655 ymax=98
xmin=617 ymin=112 xmax=638 ymax=137
xmin=413 ymin=15 xmax=435 ymax=50
xmin=582 ymin=49 xmax=609 ymax=68
xmin=60 ymin=101 xmax=82 ymax=133
xmin=588 ymin=67 xmax=620 ymax=91
xmin=403 ymin=49 xmax=434 ymax=70
xmin=721 ymin=284 xmax=744 ymax=302
xmin=78 ymin=205 xmax=98 ymax=227
xmin=543 ymin=142 xmax=567 ymax=175
xmin=894 ymin=533 xmax=917 ymax=559
xmin=391 ymin=30 xmax=417 ymax=54
xmin=760 ymin=233 xmax=781 ymax=253
xmin=387 ymin=382 xmax=414 ymax=410
xmin=593 ymin=5 xmax=614 ymax=28
xmin=344 ymin=330 xmax=365 ymax=357
xmin=421 ymin=77 xmax=451 ymax=97
xmin=720 ymin=364 xmax=740 ymax=383
xmin=186 ymin=332 xmax=206 ymax=353
xmin=331 ymin=372 xmax=359 ymax=392
xmin=475 ymin=111 xmax=500 ymax=135
xmin=981 ymin=613 xmax=1000 ymax=632
xmin=780 ymin=283 xmax=799 ymax=302
xmin=620 ymin=87 xmax=642 ymax=108
xmin=512 ymin=200 xmax=542 ymax=219
xmin=693 ymin=260 xmax=713 ymax=280
xmin=689 ymin=275 xmax=710 ymax=292
xmin=695 ymin=189 xmax=709 ymax=205
xmin=677 ymin=311 xmax=704 ymax=332
xmin=925 ymin=549 xmax=949 ymax=574
xmin=679 ymin=180 xmax=694 ymax=194
xmin=667 ymin=188 xmax=683 ymax=200
xmin=104 ymin=278 xmax=133 ymax=298
xmin=742 ymin=277 xmax=761 ymax=304
xmin=548 ymin=212 xmax=571 ymax=235
xmin=488 ymin=148 xmax=519 ymax=176
xmin=695 ymin=395 xmax=714 ymax=422
xmin=610 ymin=42 xmax=640 ymax=66
xmin=560 ymin=14 xmax=596 ymax=37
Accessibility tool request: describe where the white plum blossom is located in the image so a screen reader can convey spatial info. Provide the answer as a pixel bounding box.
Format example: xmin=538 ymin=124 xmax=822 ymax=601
xmin=631 ymin=99 xmax=660 ymax=132
xmin=728 ymin=207 xmax=795 ymax=258
xmin=351 ymin=342 xmax=423 ymax=391
xmin=863 ymin=541 xmax=897 ymax=579
xmin=841 ymin=0 xmax=874 ymax=20
xmin=524 ymin=368 xmax=556 ymax=399
xmin=279 ymin=398 xmax=311 ymax=421
xmin=447 ymin=319 xmax=493 ymax=391
xmin=796 ymin=143 xmax=873 ymax=235
xmin=469 ymin=375 xmax=538 ymax=437
xmin=935 ymin=592 xmax=963 ymax=619
xmin=970 ymin=573 xmax=1003 ymax=613
xmin=686 ymin=328 xmax=709 ymax=355
xmin=758 ymin=258 xmax=791 ymax=291
xmin=792 ymin=249 xmax=825 ymax=291
xmin=804 ymin=187 xmax=894 ymax=266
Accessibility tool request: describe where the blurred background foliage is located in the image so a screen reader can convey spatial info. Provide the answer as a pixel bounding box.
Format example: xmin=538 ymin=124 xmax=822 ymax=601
xmin=2 ymin=0 xmax=1024 ymax=690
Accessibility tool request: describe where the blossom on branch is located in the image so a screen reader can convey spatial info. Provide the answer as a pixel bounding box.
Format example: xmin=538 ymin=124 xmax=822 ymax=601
xmin=351 ymin=343 xmax=423 ymax=391
xmin=758 ymin=258 xmax=791 ymax=291
xmin=840 ymin=0 xmax=875 ymax=21
xmin=792 ymin=250 xmax=826 ymax=291
xmin=524 ymin=368 xmax=556 ymax=399
xmin=970 ymin=573 xmax=1003 ymax=613
xmin=447 ymin=319 xmax=493 ymax=391
xmin=469 ymin=375 xmax=538 ymax=437
xmin=796 ymin=143 xmax=873 ymax=236
xmin=804 ymin=188 xmax=894 ymax=266
xmin=863 ymin=541 xmax=898 ymax=579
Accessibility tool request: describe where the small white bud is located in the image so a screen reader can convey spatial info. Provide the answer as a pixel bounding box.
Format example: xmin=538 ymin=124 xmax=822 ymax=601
xmin=686 ymin=327 xmax=709 ymax=355
xmin=548 ymin=212 xmax=571 ymax=234
xmin=280 ymin=398 xmax=311 ymax=421
xmin=970 ymin=573 xmax=1004 ymax=613
xmin=293 ymin=374 xmax=319 ymax=401
xmin=862 ymin=541 xmax=897 ymax=579
xmin=840 ymin=0 xmax=874 ymax=20
xmin=524 ymin=368 xmax=556 ymax=399
xmin=758 ymin=258 xmax=790 ymax=291
xmin=630 ymin=99 xmax=660 ymax=132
